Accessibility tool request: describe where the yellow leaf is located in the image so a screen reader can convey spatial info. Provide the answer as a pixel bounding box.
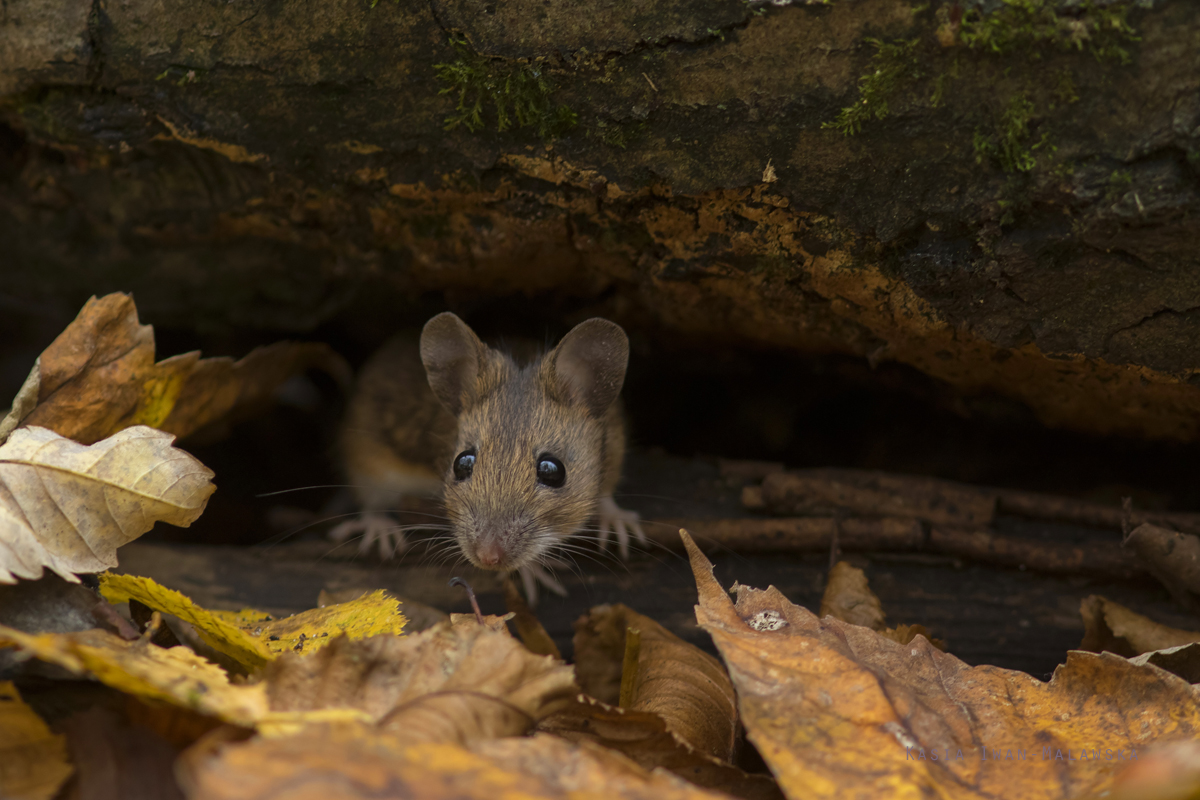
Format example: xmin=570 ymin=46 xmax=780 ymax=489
xmin=0 ymin=426 xmax=215 ymax=584
xmin=0 ymin=681 xmax=74 ymax=800
xmin=99 ymin=574 xmax=272 ymax=670
xmin=0 ymin=625 xmax=267 ymax=727
xmin=100 ymin=576 xmax=406 ymax=667
xmin=213 ymin=589 xmax=406 ymax=657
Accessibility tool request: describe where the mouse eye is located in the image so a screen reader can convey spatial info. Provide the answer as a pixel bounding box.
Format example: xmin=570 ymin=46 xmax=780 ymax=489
xmin=536 ymin=454 xmax=566 ymax=488
xmin=453 ymin=450 xmax=476 ymax=481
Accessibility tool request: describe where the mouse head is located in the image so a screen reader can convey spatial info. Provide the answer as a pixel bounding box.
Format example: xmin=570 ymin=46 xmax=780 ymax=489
xmin=420 ymin=312 xmax=629 ymax=572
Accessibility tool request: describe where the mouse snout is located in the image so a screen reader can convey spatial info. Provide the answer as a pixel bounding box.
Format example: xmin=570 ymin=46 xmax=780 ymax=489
xmin=474 ymin=538 xmax=505 ymax=568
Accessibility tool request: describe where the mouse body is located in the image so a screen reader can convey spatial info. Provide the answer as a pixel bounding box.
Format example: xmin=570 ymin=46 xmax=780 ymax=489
xmin=331 ymin=313 xmax=645 ymax=600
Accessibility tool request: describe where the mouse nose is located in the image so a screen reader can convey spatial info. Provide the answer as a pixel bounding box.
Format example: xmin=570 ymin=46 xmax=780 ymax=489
xmin=475 ymin=540 xmax=504 ymax=568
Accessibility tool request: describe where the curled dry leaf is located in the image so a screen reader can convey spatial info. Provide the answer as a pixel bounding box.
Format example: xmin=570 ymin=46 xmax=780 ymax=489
xmin=503 ymin=577 xmax=561 ymax=658
xmin=0 ymin=680 xmax=73 ymax=800
xmin=263 ymin=615 xmax=576 ymax=745
xmin=0 ymin=426 xmax=215 ymax=583
xmin=574 ymin=603 xmax=738 ymax=763
xmin=540 ymin=696 xmax=784 ymax=800
xmin=819 ymin=561 xmax=943 ymax=649
xmin=1124 ymin=523 xmax=1200 ymax=609
xmin=1080 ymin=595 xmax=1200 ymax=658
xmin=0 ymin=625 xmax=267 ymax=727
xmin=819 ymin=561 xmax=885 ymax=629
xmin=100 ymin=575 xmax=406 ymax=669
xmin=682 ymin=529 xmax=1200 ymax=800
xmin=180 ymin=722 xmax=733 ymax=800
xmin=0 ymin=292 xmax=350 ymax=447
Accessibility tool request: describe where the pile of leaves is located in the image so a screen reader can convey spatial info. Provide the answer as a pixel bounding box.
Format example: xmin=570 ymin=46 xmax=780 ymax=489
xmin=5 ymin=295 xmax=1200 ymax=800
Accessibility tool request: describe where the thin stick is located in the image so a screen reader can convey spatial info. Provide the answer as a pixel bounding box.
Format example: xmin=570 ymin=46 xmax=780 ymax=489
xmin=449 ymin=576 xmax=484 ymax=625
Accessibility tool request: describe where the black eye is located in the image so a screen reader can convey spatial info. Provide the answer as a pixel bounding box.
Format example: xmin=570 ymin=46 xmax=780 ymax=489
xmin=453 ymin=450 xmax=475 ymax=481
xmin=536 ymin=454 xmax=566 ymax=488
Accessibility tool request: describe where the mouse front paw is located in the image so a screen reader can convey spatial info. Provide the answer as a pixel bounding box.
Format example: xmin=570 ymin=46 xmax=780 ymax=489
xmin=517 ymin=563 xmax=567 ymax=607
xmin=328 ymin=513 xmax=407 ymax=559
xmin=596 ymin=495 xmax=647 ymax=560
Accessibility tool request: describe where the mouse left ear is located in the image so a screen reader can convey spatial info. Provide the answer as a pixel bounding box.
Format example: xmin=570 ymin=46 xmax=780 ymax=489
xmin=544 ymin=318 xmax=629 ymax=417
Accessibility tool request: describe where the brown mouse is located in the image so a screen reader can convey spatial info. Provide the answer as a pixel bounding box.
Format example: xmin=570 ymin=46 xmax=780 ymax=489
xmin=331 ymin=312 xmax=645 ymax=601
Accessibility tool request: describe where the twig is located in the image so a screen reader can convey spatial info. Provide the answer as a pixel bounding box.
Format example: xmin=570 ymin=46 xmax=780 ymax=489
xmin=652 ymin=517 xmax=1141 ymax=579
xmin=449 ymin=576 xmax=484 ymax=625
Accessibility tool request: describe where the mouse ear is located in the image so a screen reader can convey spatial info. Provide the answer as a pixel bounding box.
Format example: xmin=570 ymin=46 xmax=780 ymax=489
xmin=420 ymin=312 xmax=489 ymax=415
xmin=544 ymin=318 xmax=629 ymax=417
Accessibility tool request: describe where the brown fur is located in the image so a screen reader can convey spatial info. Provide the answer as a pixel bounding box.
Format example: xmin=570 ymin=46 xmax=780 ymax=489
xmin=340 ymin=315 xmax=629 ymax=573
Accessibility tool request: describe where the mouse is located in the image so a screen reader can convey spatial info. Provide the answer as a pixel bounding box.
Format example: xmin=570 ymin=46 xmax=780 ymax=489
xmin=330 ymin=312 xmax=646 ymax=602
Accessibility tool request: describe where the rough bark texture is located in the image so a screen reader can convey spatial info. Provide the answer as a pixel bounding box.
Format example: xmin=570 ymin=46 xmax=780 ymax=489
xmin=2 ymin=0 xmax=1199 ymax=440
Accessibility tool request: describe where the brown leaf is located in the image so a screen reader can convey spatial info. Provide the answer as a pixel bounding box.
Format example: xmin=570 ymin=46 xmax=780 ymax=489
xmin=819 ymin=561 xmax=944 ymax=649
xmin=682 ymin=529 xmax=1200 ymax=800
xmin=0 ymin=680 xmax=73 ymax=800
xmin=0 ymin=426 xmax=215 ymax=583
xmin=0 ymin=292 xmax=349 ymax=446
xmin=540 ymin=696 xmax=784 ymax=800
xmin=264 ymin=616 xmax=576 ymax=745
xmin=503 ymin=578 xmax=561 ymax=658
xmin=574 ymin=603 xmax=738 ymax=763
xmin=180 ymin=723 xmax=733 ymax=800
xmin=60 ymin=707 xmax=184 ymax=800
xmin=1080 ymin=595 xmax=1200 ymax=658
xmin=1101 ymin=739 xmax=1200 ymax=800
xmin=1124 ymin=522 xmax=1200 ymax=608
xmin=819 ymin=561 xmax=886 ymax=629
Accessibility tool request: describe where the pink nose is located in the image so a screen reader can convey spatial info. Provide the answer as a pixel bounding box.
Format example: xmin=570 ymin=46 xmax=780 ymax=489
xmin=476 ymin=541 xmax=504 ymax=567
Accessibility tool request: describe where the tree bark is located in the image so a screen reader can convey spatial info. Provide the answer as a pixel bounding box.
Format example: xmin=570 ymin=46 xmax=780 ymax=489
xmin=3 ymin=0 xmax=1199 ymax=440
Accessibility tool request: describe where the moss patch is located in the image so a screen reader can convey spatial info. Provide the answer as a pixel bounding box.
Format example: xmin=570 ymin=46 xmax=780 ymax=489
xmin=829 ymin=0 xmax=1140 ymax=174
xmin=433 ymin=36 xmax=578 ymax=139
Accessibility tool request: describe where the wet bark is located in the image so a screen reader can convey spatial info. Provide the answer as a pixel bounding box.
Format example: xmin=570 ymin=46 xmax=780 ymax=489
xmin=2 ymin=0 xmax=1199 ymax=441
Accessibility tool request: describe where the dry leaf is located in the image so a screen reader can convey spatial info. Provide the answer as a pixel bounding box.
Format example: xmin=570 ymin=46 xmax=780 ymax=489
xmin=0 ymin=680 xmax=74 ymax=800
xmin=180 ymin=722 xmax=734 ymax=800
xmin=60 ymin=707 xmax=185 ymax=800
xmin=819 ymin=561 xmax=944 ymax=649
xmin=263 ymin=615 xmax=576 ymax=744
xmin=318 ymin=588 xmax=448 ymax=632
xmin=0 ymin=292 xmax=349 ymax=446
xmin=574 ymin=603 xmax=738 ymax=763
xmin=0 ymin=625 xmax=268 ymax=727
xmin=1101 ymin=739 xmax=1200 ymax=800
xmin=540 ymin=696 xmax=784 ymax=800
xmin=682 ymin=529 xmax=1200 ymax=800
xmin=0 ymin=426 xmax=215 ymax=583
xmin=100 ymin=575 xmax=406 ymax=669
xmin=819 ymin=561 xmax=886 ymax=629
xmin=1124 ymin=523 xmax=1200 ymax=608
xmin=503 ymin=578 xmax=561 ymax=658
xmin=1080 ymin=595 xmax=1200 ymax=658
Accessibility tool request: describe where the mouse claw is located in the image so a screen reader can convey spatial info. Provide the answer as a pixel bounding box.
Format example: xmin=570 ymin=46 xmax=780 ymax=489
xmin=596 ymin=496 xmax=646 ymax=561
xmin=518 ymin=564 xmax=567 ymax=607
xmin=328 ymin=513 xmax=408 ymax=559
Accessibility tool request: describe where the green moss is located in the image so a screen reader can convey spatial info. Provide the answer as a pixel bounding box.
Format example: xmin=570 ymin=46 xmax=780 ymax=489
xmin=959 ymin=0 xmax=1138 ymax=64
xmin=1105 ymin=169 xmax=1133 ymax=203
xmin=433 ymin=36 xmax=578 ymax=139
xmin=972 ymin=93 xmax=1054 ymax=173
xmin=828 ymin=0 xmax=1139 ymax=175
xmin=823 ymin=38 xmax=923 ymax=135
xmin=591 ymin=118 xmax=648 ymax=150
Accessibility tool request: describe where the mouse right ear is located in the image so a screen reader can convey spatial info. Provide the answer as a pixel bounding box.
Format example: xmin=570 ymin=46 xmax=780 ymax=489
xmin=420 ymin=312 xmax=489 ymax=415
